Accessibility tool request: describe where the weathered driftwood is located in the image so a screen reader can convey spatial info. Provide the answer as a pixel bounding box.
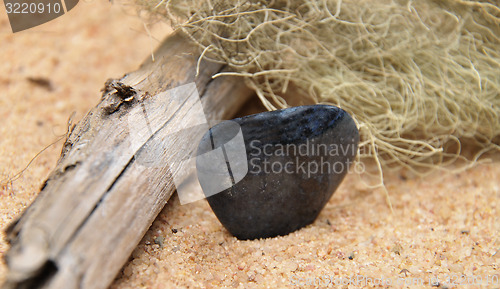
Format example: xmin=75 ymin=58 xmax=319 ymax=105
xmin=3 ymin=32 xmax=253 ymax=289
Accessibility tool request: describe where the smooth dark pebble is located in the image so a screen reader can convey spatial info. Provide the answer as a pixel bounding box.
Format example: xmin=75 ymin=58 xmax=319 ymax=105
xmin=197 ymin=105 xmax=359 ymax=240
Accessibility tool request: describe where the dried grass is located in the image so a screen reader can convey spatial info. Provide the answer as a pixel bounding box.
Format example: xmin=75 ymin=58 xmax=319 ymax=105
xmin=133 ymin=0 xmax=500 ymax=194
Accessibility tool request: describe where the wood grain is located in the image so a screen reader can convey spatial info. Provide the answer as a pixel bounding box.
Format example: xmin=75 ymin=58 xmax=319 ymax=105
xmin=2 ymin=32 xmax=253 ymax=289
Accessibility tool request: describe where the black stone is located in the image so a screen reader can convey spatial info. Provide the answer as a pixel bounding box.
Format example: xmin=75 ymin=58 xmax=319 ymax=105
xmin=196 ymin=105 xmax=359 ymax=240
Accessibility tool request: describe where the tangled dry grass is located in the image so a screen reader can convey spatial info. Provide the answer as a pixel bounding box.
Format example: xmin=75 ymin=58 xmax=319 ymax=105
xmin=133 ymin=0 xmax=500 ymax=195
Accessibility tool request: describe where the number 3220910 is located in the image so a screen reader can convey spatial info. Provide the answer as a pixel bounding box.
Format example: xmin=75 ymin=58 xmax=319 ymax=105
xmin=5 ymin=2 xmax=62 ymax=14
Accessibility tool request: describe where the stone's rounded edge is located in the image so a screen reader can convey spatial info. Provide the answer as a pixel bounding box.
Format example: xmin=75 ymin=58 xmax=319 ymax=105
xmin=234 ymin=104 xmax=345 ymax=127
xmin=234 ymin=105 xmax=349 ymax=146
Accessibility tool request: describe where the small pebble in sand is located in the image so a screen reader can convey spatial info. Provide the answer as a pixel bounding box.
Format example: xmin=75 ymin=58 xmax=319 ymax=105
xmin=197 ymin=105 xmax=359 ymax=240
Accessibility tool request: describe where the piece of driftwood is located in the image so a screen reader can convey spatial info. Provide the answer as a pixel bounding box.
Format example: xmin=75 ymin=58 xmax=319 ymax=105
xmin=3 ymin=32 xmax=253 ymax=289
